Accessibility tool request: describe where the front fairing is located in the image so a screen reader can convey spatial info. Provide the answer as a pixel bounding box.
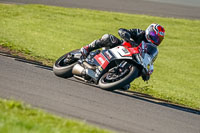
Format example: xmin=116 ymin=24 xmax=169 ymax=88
xmin=135 ymin=42 xmax=158 ymax=74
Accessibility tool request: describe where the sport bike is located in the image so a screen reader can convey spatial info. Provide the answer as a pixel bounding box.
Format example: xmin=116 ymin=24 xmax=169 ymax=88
xmin=53 ymin=41 xmax=158 ymax=91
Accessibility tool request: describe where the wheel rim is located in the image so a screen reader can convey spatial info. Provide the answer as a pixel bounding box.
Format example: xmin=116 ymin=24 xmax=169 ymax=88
xmin=57 ymin=53 xmax=77 ymax=67
xmin=101 ymin=66 xmax=130 ymax=83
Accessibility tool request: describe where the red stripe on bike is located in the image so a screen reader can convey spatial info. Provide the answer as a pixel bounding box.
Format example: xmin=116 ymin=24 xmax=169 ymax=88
xmin=94 ymin=53 xmax=109 ymax=69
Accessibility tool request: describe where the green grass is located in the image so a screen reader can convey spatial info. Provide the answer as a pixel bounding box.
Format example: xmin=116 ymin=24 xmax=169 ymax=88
xmin=0 ymin=98 xmax=113 ymax=133
xmin=0 ymin=4 xmax=200 ymax=109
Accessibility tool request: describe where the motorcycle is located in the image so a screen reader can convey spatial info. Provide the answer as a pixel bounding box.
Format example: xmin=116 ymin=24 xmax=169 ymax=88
xmin=53 ymin=40 xmax=158 ymax=91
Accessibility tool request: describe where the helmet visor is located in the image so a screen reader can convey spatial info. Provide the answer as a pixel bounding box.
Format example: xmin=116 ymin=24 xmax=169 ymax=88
xmin=149 ymin=31 xmax=164 ymax=46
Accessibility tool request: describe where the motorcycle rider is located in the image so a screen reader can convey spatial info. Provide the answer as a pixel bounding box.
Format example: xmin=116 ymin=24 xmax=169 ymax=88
xmin=80 ymin=23 xmax=165 ymax=90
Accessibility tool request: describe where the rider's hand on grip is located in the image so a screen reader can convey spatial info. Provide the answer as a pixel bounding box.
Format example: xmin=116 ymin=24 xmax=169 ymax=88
xmin=121 ymin=32 xmax=131 ymax=42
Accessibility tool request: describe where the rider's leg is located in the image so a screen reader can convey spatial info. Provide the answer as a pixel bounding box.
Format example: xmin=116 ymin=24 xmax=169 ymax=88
xmin=80 ymin=34 xmax=121 ymax=57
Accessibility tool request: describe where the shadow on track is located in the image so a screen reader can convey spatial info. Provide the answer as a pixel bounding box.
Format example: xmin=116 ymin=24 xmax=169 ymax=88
xmin=113 ymin=90 xmax=200 ymax=115
xmin=66 ymin=77 xmax=200 ymax=115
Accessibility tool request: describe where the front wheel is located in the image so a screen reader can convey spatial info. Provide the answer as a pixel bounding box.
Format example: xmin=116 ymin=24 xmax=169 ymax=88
xmin=53 ymin=49 xmax=80 ymax=78
xmin=98 ymin=65 xmax=139 ymax=91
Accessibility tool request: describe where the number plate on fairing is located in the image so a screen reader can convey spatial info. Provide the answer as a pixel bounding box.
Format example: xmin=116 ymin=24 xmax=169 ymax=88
xmin=110 ymin=46 xmax=132 ymax=58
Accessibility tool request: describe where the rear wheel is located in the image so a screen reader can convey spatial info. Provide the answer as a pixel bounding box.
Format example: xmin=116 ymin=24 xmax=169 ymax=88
xmin=98 ymin=64 xmax=139 ymax=91
xmin=53 ymin=49 xmax=80 ymax=78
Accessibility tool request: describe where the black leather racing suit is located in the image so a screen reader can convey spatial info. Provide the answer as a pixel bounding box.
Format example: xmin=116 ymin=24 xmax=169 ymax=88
xmin=82 ymin=28 xmax=148 ymax=52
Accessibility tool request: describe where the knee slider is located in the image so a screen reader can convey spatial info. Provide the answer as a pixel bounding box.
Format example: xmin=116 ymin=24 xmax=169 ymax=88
xmin=101 ymin=34 xmax=119 ymax=47
xmin=101 ymin=34 xmax=110 ymax=43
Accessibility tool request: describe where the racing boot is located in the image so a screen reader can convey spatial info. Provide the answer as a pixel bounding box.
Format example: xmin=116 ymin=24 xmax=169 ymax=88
xmin=80 ymin=40 xmax=102 ymax=58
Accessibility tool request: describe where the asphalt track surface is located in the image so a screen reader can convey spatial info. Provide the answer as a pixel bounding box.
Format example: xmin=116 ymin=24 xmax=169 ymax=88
xmin=0 ymin=0 xmax=200 ymax=19
xmin=0 ymin=0 xmax=200 ymax=133
xmin=0 ymin=53 xmax=200 ymax=133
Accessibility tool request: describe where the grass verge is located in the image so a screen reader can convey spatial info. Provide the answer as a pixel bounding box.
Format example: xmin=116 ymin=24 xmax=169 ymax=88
xmin=0 ymin=4 xmax=200 ymax=109
xmin=0 ymin=98 xmax=113 ymax=133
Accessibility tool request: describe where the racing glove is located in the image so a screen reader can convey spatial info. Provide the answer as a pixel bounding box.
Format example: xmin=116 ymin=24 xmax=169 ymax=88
xmin=121 ymin=32 xmax=131 ymax=42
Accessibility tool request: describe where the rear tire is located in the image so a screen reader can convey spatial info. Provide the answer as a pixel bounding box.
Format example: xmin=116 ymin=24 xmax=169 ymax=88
xmin=98 ymin=65 xmax=139 ymax=91
xmin=53 ymin=49 xmax=80 ymax=78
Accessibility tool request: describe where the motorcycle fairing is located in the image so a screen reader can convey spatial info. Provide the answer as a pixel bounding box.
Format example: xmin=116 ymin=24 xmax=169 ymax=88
xmin=92 ymin=50 xmax=115 ymax=70
xmin=109 ymin=46 xmax=134 ymax=59
xmin=89 ymin=42 xmax=150 ymax=81
xmin=93 ymin=46 xmax=134 ymax=71
xmin=94 ymin=52 xmax=109 ymax=69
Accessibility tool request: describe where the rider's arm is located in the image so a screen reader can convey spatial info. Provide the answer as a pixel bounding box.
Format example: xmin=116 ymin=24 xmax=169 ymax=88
xmin=118 ymin=28 xmax=131 ymax=42
xmin=118 ymin=28 xmax=145 ymax=44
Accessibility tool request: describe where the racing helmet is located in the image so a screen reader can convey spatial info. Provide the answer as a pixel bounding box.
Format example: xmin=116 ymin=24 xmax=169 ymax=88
xmin=145 ymin=23 xmax=165 ymax=46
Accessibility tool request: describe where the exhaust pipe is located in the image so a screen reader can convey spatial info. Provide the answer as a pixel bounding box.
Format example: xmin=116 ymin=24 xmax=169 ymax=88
xmin=72 ymin=63 xmax=98 ymax=84
xmin=83 ymin=62 xmax=96 ymax=70
xmin=72 ymin=64 xmax=85 ymax=76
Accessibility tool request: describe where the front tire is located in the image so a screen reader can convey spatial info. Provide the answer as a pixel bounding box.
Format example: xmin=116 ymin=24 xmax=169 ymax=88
xmin=53 ymin=49 xmax=80 ymax=78
xmin=98 ymin=65 xmax=139 ymax=91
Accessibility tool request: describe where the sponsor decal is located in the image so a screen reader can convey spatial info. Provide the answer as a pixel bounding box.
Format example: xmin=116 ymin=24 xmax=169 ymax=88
xmin=99 ymin=57 xmax=105 ymax=64
xmin=94 ymin=53 xmax=109 ymax=69
xmin=96 ymin=68 xmax=101 ymax=75
xmin=98 ymin=66 xmax=103 ymax=71
xmin=104 ymin=51 xmax=113 ymax=60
